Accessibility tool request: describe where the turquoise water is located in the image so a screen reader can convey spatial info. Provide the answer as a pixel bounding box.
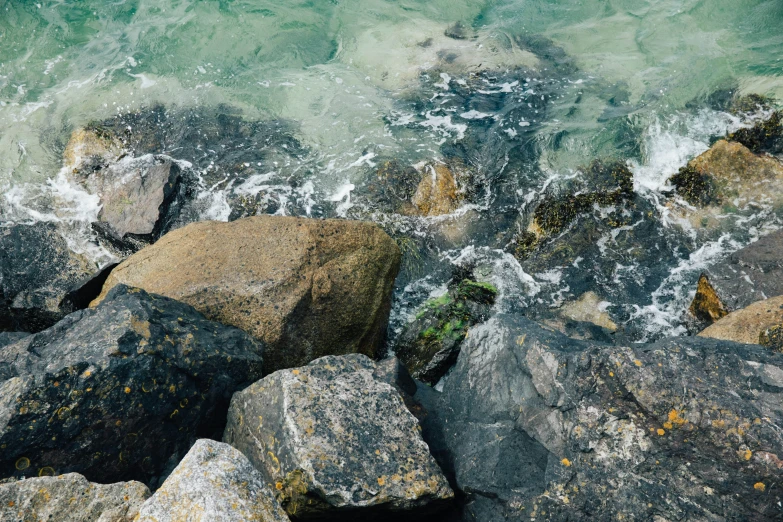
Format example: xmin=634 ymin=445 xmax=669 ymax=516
xmin=1 ymin=0 xmax=782 ymax=340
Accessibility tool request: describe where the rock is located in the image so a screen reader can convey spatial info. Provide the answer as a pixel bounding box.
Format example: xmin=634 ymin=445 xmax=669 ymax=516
xmin=63 ymin=127 xmax=125 ymax=173
xmin=136 ymin=439 xmax=289 ymax=522
xmin=418 ymin=314 xmax=783 ymax=520
xmin=223 ymin=354 xmax=454 ymax=519
xmin=670 ymin=139 xmax=783 ymax=210
xmin=0 ymin=284 xmax=264 ymax=487
xmin=395 ymin=276 xmax=496 ymax=385
xmin=0 ymin=332 xmax=28 ymax=349
xmin=93 ymin=216 xmax=401 ymax=374
xmin=687 ymin=230 xmax=783 ymax=324
xmin=70 ymin=153 xmax=193 ymax=246
xmin=698 ymin=295 xmax=783 ymax=345
xmin=362 ymin=160 xmax=420 ymax=215
xmin=0 ymin=473 xmax=150 ymax=522
xmin=0 ymin=223 xmax=94 ymax=333
xmin=727 ymin=110 xmax=783 ymax=155
xmin=559 ymin=291 xmax=617 ymax=332
xmin=411 ymin=163 xmax=463 ymax=216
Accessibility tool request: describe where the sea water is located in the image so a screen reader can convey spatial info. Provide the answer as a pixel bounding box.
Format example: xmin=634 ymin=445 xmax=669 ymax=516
xmin=1 ymin=0 xmax=782 ymax=341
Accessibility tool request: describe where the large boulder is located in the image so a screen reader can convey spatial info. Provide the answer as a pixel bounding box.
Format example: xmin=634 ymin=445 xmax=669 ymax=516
xmin=418 ymin=314 xmax=783 ymax=521
xmin=698 ymin=295 xmax=783 ymax=346
xmin=136 ymin=439 xmax=289 ymax=522
xmin=0 ymin=222 xmax=94 ymax=333
xmin=0 ymin=284 xmax=264 ymax=487
xmin=223 ymin=354 xmax=454 ymax=520
xmin=688 ymin=230 xmax=783 ymax=327
xmin=93 ymin=216 xmax=401 ymax=373
xmin=0 ymin=473 xmax=150 ymax=522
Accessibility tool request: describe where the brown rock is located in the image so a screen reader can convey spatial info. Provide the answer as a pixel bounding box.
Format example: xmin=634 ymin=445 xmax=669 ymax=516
xmin=698 ymin=294 xmax=783 ymax=345
xmin=93 ymin=216 xmax=401 ymax=373
xmin=559 ymin=291 xmax=618 ymax=332
xmin=411 ymin=164 xmax=462 ymax=216
xmin=688 ymin=274 xmax=729 ymax=324
xmin=63 ymin=128 xmax=124 ymax=172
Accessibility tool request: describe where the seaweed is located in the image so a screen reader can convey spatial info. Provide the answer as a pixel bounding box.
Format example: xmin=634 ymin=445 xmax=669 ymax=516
xmin=727 ymin=111 xmax=783 ymax=155
xmin=670 ymin=165 xmax=716 ymax=206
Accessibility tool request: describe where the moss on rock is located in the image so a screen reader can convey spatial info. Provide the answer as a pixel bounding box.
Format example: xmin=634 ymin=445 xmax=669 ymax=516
xmin=727 ymin=110 xmax=783 ymax=155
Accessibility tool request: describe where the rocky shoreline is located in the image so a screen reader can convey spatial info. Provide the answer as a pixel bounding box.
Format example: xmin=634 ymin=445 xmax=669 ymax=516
xmin=2 ymin=99 xmax=783 ymax=521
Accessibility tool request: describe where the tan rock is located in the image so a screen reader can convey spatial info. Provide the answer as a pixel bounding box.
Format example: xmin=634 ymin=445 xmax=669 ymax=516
xmin=93 ymin=216 xmax=401 ymax=373
xmin=63 ymin=128 xmax=124 ymax=172
xmin=559 ymin=291 xmax=617 ymax=332
xmin=689 ymin=274 xmax=729 ymax=324
xmin=698 ymin=295 xmax=783 ymax=345
xmin=412 ymin=163 xmax=463 ymax=216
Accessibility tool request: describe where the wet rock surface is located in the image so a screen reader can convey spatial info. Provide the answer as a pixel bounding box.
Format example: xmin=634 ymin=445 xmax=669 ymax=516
xmin=0 ymin=473 xmax=150 ymax=522
xmin=0 ymin=284 xmax=264 ymax=487
xmin=223 ymin=354 xmax=454 ymax=520
xmin=689 ymin=230 xmax=783 ymax=326
xmin=699 ymin=295 xmax=783 ymax=346
xmin=418 ymin=314 xmax=783 ymax=521
xmin=395 ymin=272 xmax=496 ymax=385
xmin=0 ymin=223 xmax=94 ymax=333
xmin=136 ymin=439 xmax=289 ymax=522
xmin=94 ymin=216 xmax=401 ymax=374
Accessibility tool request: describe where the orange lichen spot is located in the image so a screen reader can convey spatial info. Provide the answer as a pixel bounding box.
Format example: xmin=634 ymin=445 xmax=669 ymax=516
xmin=634 ymin=360 xmax=642 ymax=367
xmin=712 ymin=419 xmax=726 ymax=428
xmin=115 ymin=420 xmax=122 ymax=426
xmin=561 ymin=458 xmax=572 ymax=467
xmin=15 ymin=457 xmax=30 ymax=470
xmin=82 ymin=370 xmax=91 ymax=378
xmin=375 ymin=450 xmax=381 ymax=456
xmin=124 ymin=387 xmax=131 ymax=394
xmin=292 ymin=369 xmax=300 ymax=375
xmin=609 ymin=372 xmax=614 ymax=377
xmin=668 ymin=409 xmax=687 ymax=426
xmin=663 ymin=422 xmax=673 ymax=430
xmin=742 ymin=449 xmax=753 ymax=461
xmin=53 ymin=381 xmax=60 ymax=387
xmin=377 ymin=476 xmax=386 ymax=486
xmin=657 ymin=429 xmax=665 ymax=436
xmin=7 ymin=501 xmax=14 ymax=507
xmin=168 ymin=385 xmax=176 ymax=393
xmin=754 ymin=482 xmax=766 ymax=492
xmin=275 ymin=482 xmax=283 ymax=490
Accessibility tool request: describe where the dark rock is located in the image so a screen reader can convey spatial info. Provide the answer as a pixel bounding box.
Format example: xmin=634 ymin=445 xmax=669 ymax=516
xmin=223 ymin=354 xmax=454 ymax=520
xmin=727 ymin=111 xmax=783 ymax=155
xmin=688 ymin=230 xmax=783 ymax=322
xmin=0 ymin=473 xmax=150 ymax=522
xmin=0 ymin=284 xmax=264 ymax=487
xmin=0 ymin=332 xmax=28 ymax=349
xmin=395 ymin=276 xmax=496 ymax=385
xmin=93 ymin=216 xmax=401 ymax=374
xmin=418 ymin=314 xmax=783 ymax=520
xmin=59 ymin=262 xmax=119 ymax=315
xmin=0 ymin=223 xmax=94 ymax=333
xmin=136 ymin=439 xmax=289 ymax=522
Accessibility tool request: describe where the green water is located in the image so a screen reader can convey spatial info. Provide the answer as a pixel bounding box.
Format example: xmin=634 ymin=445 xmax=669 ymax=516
xmin=1 ymin=0 xmax=782 ymax=340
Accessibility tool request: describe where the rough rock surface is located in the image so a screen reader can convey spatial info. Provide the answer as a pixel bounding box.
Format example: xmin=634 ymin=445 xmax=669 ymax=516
xmin=699 ymin=295 xmax=783 ymax=345
xmin=0 ymin=473 xmax=150 ymax=522
xmin=223 ymin=354 xmax=453 ymax=519
xmin=559 ymin=291 xmax=617 ymax=332
xmin=63 ymin=127 xmax=125 ymax=172
xmin=418 ymin=314 xmax=783 ymax=521
xmin=93 ymin=216 xmax=401 ymax=373
xmin=689 ymin=230 xmax=783 ymax=325
xmin=0 ymin=332 xmax=28 ymax=349
xmin=395 ymin=277 xmax=496 ymax=385
xmin=70 ymin=153 xmax=192 ymax=242
xmin=0 ymin=223 xmax=94 ymax=333
xmin=136 ymin=439 xmax=289 ymax=522
xmin=0 ymin=284 xmax=264 ymax=487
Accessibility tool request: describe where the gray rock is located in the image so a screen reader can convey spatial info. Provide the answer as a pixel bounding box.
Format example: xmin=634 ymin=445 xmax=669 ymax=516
xmin=223 ymin=354 xmax=454 ymax=519
xmin=0 ymin=332 xmax=28 ymax=349
xmin=420 ymin=314 xmax=783 ymax=521
xmin=691 ymin=230 xmax=783 ymax=324
xmin=136 ymin=439 xmax=289 ymax=522
xmin=0 ymin=473 xmax=150 ymax=522
xmin=0 ymin=284 xmax=264 ymax=488
xmin=0 ymin=223 xmax=94 ymax=333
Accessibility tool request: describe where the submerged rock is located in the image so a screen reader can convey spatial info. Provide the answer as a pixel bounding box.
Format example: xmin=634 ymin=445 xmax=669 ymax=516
xmin=93 ymin=216 xmax=401 ymax=374
xmin=419 ymin=314 xmax=783 ymax=521
xmin=136 ymin=439 xmax=289 ymax=522
xmin=698 ymin=295 xmax=783 ymax=346
xmin=0 ymin=473 xmax=150 ymax=522
xmin=63 ymin=127 xmax=125 ymax=173
xmin=558 ymin=291 xmax=617 ymax=332
xmin=0 ymin=284 xmax=264 ymax=487
xmin=223 ymin=354 xmax=454 ymax=519
xmin=0 ymin=222 xmax=94 ymax=333
xmin=411 ymin=163 xmax=464 ymax=216
xmin=395 ymin=274 xmax=496 ymax=385
xmin=687 ymin=230 xmax=783 ymax=327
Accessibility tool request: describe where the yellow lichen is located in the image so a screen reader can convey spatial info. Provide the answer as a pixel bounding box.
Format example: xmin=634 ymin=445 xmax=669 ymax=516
xmin=377 ymin=476 xmax=386 ymax=486
xmin=657 ymin=429 xmax=665 ymax=436
xmin=634 ymin=360 xmax=642 ymax=367
xmin=561 ymin=458 xmax=572 ymax=467
xmin=754 ymin=482 xmax=766 ymax=492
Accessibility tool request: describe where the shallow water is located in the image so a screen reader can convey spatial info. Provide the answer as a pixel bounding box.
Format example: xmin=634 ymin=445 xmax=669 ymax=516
xmin=2 ymin=0 xmax=782 ymax=341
